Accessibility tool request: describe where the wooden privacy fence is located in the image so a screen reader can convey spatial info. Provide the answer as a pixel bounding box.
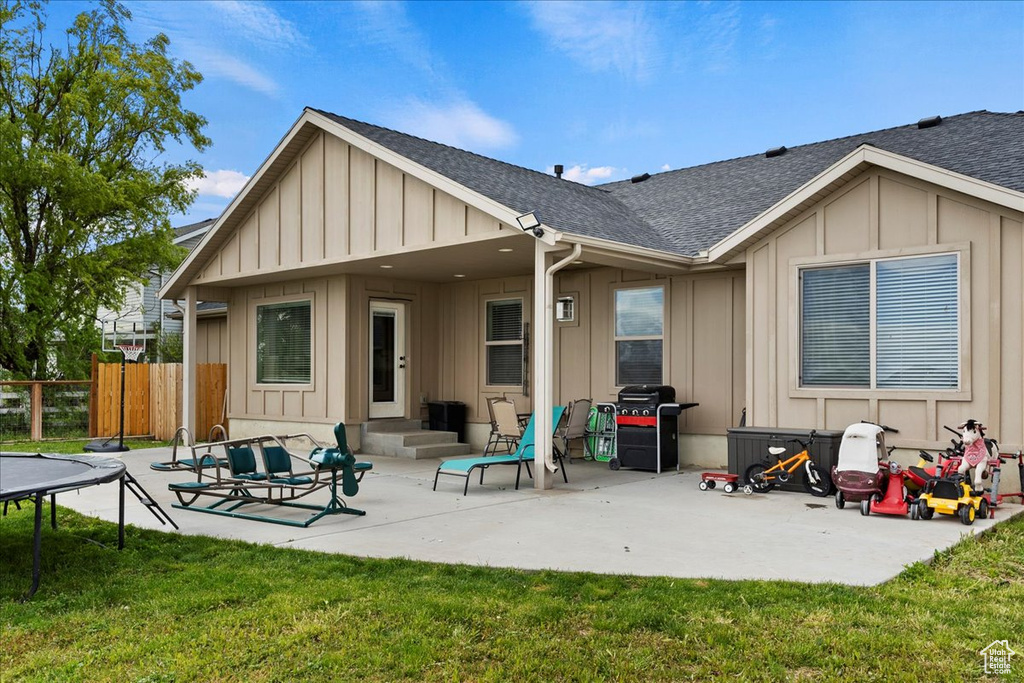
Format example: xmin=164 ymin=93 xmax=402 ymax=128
xmin=94 ymin=362 xmax=227 ymax=441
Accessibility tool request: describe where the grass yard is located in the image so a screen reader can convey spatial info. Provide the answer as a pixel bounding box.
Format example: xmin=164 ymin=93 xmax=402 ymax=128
xmin=0 ymin=439 xmax=158 ymax=454
xmin=1 ymin=507 xmax=1023 ymax=682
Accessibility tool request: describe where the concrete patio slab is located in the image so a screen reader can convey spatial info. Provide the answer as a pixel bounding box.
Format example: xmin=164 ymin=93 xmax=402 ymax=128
xmin=48 ymin=446 xmax=1021 ymax=586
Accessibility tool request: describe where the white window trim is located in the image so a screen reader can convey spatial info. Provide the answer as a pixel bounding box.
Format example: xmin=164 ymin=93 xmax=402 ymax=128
xmin=789 ymin=243 xmax=971 ymax=401
xmin=250 ymin=293 xmax=315 ymax=390
xmin=611 ymin=282 xmax=668 ymax=389
xmin=483 ymin=296 xmax=524 ymax=388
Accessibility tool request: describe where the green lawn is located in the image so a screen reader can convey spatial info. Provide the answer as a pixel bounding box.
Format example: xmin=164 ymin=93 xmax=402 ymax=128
xmin=2 ymin=507 xmax=1023 ymax=682
xmin=0 ymin=439 xmax=158 ymax=454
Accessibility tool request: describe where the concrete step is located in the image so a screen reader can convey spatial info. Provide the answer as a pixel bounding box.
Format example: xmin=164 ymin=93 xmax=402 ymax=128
xmin=361 ymin=430 xmax=459 ymax=457
xmin=395 ymin=442 xmax=472 ymax=460
xmin=362 ymin=418 xmax=423 ymax=433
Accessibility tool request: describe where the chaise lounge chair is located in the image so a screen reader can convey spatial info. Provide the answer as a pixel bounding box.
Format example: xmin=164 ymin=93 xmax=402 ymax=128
xmin=433 ymin=406 xmax=567 ymax=495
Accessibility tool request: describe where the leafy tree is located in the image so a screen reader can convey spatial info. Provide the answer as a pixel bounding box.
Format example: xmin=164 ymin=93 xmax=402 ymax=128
xmin=0 ymin=0 xmax=209 ymax=378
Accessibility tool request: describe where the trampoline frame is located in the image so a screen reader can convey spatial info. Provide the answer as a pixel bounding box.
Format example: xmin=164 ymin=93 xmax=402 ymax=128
xmin=1 ymin=453 xmax=127 ymax=600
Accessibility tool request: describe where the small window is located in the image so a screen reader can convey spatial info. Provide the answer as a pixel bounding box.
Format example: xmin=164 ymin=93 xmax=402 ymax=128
xmin=614 ymin=286 xmax=664 ymax=386
xmin=256 ymin=300 xmax=311 ymax=384
xmin=800 ymin=253 xmax=959 ymax=390
xmin=486 ymin=299 xmax=523 ymax=386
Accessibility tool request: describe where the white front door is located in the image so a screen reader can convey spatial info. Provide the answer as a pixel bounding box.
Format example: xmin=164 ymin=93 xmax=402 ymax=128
xmin=369 ymin=301 xmax=406 ymax=419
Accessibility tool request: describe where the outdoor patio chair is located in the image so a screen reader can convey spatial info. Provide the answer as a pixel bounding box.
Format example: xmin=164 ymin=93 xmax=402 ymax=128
xmin=484 ymin=397 xmax=523 ymax=456
xmin=433 ymin=406 xmax=567 ymax=495
xmin=557 ymin=398 xmax=593 ymax=462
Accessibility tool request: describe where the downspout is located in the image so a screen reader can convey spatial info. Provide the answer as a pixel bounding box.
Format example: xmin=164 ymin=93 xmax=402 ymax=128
xmin=539 ymin=242 xmax=582 ymax=474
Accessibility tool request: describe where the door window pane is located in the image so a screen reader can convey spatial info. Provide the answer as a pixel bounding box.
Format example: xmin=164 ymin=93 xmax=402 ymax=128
xmin=372 ymin=311 xmax=396 ymax=402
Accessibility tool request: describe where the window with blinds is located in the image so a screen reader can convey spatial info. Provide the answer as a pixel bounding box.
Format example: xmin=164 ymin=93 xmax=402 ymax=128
xmin=614 ymin=286 xmax=664 ymax=386
xmin=801 ymin=265 xmax=870 ymax=386
xmin=876 ymin=254 xmax=959 ymax=389
xmin=800 ymin=253 xmax=959 ymax=390
xmin=486 ymin=299 xmax=523 ymax=386
xmin=256 ymin=300 xmax=311 ymax=384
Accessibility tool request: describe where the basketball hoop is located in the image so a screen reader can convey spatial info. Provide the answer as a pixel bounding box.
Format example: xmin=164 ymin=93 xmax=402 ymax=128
xmin=116 ymin=344 xmax=145 ymax=363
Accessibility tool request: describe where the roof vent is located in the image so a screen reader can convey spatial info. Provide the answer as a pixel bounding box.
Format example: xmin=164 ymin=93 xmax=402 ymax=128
xmin=917 ymin=115 xmax=942 ymax=129
xmin=554 ymin=164 xmax=564 ymax=179
xmin=765 ymin=146 xmax=787 ymax=158
xmin=630 ymin=172 xmax=651 ymax=184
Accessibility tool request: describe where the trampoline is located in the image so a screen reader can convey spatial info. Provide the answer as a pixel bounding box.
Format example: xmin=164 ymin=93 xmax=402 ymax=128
xmin=1 ymin=453 xmax=172 ymax=600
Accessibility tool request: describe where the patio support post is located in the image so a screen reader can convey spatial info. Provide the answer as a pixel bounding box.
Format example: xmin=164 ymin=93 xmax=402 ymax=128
xmin=182 ymin=286 xmax=198 ymax=438
xmin=533 ymin=240 xmax=555 ymax=490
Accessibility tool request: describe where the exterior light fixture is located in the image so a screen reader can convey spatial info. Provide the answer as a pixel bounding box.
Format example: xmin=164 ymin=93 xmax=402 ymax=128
xmin=516 ymin=211 xmax=543 ymax=237
xmin=498 ymin=247 xmax=514 ymax=253
xmin=453 ymin=274 xmax=466 ymax=278
xmin=379 ymin=264 xmax=394 ymax=269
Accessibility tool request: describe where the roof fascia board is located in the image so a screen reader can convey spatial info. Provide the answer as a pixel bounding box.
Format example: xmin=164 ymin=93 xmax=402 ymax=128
xmin=160 ymin=110 xmax=320 ymax=300
xmin=566 ymin=234 xmax=697 ymax=272
xmin=709 ymin=145 xmax=1024 ymax=263
xmin=307 ymin=110 xmax=534 ymax=233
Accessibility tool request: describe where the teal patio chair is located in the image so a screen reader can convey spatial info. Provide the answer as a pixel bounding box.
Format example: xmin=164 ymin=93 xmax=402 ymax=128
xmin=433 ymin=406 xmax=567 ymax=495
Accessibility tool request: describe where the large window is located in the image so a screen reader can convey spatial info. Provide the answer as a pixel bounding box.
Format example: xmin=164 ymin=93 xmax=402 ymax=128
xmin=801 ymin=253 xmax=959 ymax=389
xmin=485 ymin=299 xmax=523 ymax=386
xmin=614 ymin=286 xmax=664 ymax=386
xmin=256 ymin=300 xmax=311 ymax=384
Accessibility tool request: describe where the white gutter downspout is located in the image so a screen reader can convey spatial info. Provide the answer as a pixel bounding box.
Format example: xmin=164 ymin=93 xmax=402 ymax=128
xmin=533 ymin=240 xmax=582 ymax=489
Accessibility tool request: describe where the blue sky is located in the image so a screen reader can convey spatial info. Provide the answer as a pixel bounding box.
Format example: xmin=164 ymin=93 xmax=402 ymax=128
xmin=47 ymin=1 xmax=1024 ymax=226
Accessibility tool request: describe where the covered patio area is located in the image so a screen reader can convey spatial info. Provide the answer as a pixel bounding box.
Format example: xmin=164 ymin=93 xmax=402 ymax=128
xmin=55 ymin=446 xmax=1018 ymax=586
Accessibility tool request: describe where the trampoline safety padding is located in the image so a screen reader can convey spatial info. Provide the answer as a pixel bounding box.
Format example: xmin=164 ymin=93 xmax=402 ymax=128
xmin=0 ymin=453 xmax=174 ymax=600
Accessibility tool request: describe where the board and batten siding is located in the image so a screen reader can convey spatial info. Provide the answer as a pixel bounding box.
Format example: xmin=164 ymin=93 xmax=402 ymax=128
xmin=746 ymin=168 xmax=1024 ymax=451
xmin=196 ymin=317 xmax=228 ymax=365
xmin=192 ymin=130 xmax=512 ymax=284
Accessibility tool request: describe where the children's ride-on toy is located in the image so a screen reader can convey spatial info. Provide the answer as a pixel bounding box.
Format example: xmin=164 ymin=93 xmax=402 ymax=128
xmin=912 ymin=474 xmax=987 ymax=525
xmin=698 ymin=472 xmax=739 ymax=493
xmin=832 ymin=423 xmax=889 ymax=509
xmin=861 ymin=461 xmax=911 ymax=516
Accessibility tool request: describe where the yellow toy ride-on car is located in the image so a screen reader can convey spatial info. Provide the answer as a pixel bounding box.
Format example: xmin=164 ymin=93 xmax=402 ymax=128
xmin=912 ymin=475 xmax=988 ymax=525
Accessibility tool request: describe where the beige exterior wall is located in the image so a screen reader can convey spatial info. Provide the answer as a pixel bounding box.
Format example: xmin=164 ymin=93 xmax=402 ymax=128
xmin=192 ymin=130 xmax=514 ymax=286
xmin=195 ymin=317 xmax=228 ymax=364
xmin=746 ymin=168 xmax=1024 ymax=452
xmin=222 ymin=264 xmax=747 ymax=451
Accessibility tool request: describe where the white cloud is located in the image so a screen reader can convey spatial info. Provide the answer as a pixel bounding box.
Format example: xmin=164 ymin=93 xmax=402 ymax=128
xmin=661 ymin=164 xmax=671 ymax=172
xmin=130 ymin=1 xmax=304 ymax=98
xmin=189 ymin=48 xmax=280 ymax=97
xmin=212 ymin=1 xmax=309 ymax=50
xmin=524 ymin=1 xmax=657 ymax=80
xmin=188 ymin=170 xmax=251 ymax=198
xmin=388 ymin=99 xmax=518 ymax=151
xmin=551 ymin=164 xmax=618 ymax=185
xmin=350 ymin=1 xmax=443 ymax=85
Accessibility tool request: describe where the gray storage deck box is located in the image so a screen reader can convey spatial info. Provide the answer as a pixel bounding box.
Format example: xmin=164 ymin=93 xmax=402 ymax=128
xmin=727 ymin=427 xmax=844 ymax=492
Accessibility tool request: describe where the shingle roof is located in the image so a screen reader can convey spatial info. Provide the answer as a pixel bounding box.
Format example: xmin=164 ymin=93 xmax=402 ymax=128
xmin=600 ymin=110 xmax=1024 ymax=255
xmin=313 ymin=110 xmax=679 ymax=252
xmin=314 ymin=109 xmax=1023 ymax=258
xmin=173 ymin=218 xmax=216 ymax=239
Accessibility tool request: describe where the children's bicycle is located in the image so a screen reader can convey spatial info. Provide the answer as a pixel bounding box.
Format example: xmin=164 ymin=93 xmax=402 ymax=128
xmin=743 ymin=430 xmax=833 ymax=497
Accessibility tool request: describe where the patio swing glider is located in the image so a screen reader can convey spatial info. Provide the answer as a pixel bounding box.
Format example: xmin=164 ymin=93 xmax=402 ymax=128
xmin=166 ymin=423 xmax=372 ymax=528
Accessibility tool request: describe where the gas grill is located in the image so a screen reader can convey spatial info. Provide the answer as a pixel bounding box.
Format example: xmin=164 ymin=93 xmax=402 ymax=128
xmin=609 ymin=385 xmax=698 ymax=473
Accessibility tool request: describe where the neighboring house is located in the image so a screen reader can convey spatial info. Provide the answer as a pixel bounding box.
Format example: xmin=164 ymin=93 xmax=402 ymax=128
xmin=97 ymin=218 xmax=217 ymax=355
xmin=158 ymin=108 xmax=1024 ymax=490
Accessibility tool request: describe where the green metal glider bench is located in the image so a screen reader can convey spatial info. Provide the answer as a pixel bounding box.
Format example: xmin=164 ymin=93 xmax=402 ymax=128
xmin=168 ymin=423 xmax=372 ymax=527
xmin=433 ymin=406 xmax=567 ymax=495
